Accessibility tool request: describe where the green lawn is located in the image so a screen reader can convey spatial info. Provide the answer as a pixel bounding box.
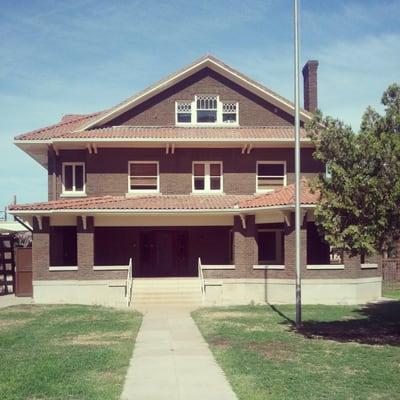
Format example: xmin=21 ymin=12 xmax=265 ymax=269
xmin=383 ymin=284 xmax=400 ymax=299
xmin=0 ymin=304 xmax=142 ymax=400
xmin=193 ymin=302 xmax=400 ymax=400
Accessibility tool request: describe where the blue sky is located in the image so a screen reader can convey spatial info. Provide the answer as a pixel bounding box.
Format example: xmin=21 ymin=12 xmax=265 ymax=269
xmin=0 ymin=0 xmax=399 ymax=208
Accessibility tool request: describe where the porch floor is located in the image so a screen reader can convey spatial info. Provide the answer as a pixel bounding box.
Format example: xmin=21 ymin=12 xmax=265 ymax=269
xmin=121 ymin=305 xmax=237 ymax=400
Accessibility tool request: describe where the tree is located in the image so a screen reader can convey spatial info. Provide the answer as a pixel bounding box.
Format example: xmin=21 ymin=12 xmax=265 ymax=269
xmin=307 ymin=84 xmax=400 ymax=257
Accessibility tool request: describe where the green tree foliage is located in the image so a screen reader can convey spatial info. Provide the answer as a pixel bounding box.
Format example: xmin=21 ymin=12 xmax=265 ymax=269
xmin=307 ymin=84 xmax=400 ymax=257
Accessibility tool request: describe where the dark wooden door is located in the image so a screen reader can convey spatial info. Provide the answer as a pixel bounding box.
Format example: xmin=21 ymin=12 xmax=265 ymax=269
xmin=15 ymin=247 xmax=32 ymax=297
xmin=138 ymin=230 xmax=190 ymax=277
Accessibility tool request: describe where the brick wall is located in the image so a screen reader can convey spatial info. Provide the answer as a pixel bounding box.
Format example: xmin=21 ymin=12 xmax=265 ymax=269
xmin=50 ymin=147 xmax=322 ymax=198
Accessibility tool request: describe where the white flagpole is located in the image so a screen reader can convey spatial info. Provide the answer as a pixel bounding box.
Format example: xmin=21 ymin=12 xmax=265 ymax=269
xmin=294 ymin=0 xmax=302 ymax=327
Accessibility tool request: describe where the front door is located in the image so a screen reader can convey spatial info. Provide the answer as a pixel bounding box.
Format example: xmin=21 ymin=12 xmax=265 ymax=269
xmin=138 ymin=230 xmax=189 ymax=277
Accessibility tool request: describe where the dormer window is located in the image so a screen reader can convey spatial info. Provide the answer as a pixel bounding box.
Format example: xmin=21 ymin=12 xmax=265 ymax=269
xmin=176 ymin=95 xmax=238 ymax=126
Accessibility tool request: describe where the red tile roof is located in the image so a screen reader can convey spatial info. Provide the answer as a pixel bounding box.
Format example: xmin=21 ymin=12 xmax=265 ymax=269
xmin=9 ymin=182 xmax=318 ymax=213
xmin=15 ymin=122 xmax=308 ymax=142
xmin=238 ymin=180 xmax=319 ymax=208
xmin=14 ymin=112 xmax=102 ymax=141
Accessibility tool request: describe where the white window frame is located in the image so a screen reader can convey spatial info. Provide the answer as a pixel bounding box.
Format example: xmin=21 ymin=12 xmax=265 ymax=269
xmin=256 ymin=161 xmax=287 ymax=193
xmin=128 ymin=161 xmax=160 ymax=194
xmin=257 ymin=229 xmax=284 ymax=265
xmin=61 ymin=162 xmax=86 ymax=196
xmin=175 ymin=95 xmax=239 ymax=126
xmin=192 ymin=161 xmax=223 ymax=194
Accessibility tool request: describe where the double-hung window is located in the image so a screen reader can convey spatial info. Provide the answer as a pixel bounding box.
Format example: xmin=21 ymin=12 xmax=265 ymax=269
xmin=256 ymin=161 xmax=286 ymax=192
xmin=176 ymin=101 xmax=192 ymax=123
xmin=196 ymin=95 xmax=218 ymax=123
xmin=193 ymin=162 xmax=223 ymax=193
xmin=62 ymin=162 xmax=85 ymax=195
xmin=129 ymin=161 xmax=159 ymax=193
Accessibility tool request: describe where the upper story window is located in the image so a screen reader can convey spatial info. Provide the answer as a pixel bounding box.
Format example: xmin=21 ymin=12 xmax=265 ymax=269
xmin=176 ymin=95 xmax=238 ymax=126
xmin=256 ymin=161 xmax=286 ymax=192
xmin=192 ymin=162 xmax=223 ymax=193
xmin=129 ymin=161 xmax=159 ymax=193
xmin=62 ymin=162 xmax=85 ymax=195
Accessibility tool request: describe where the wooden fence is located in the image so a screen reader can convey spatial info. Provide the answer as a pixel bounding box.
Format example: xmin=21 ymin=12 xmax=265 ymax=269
xmin=382 ymin=258 xmax=400 ymax=291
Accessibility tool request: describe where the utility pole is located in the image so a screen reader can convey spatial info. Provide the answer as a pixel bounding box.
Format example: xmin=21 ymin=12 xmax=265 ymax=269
xmin=294 ymin=0 xmax=302 ymax=328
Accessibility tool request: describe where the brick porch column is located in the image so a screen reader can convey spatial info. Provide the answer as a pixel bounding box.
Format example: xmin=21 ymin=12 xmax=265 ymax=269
xmin=233 ymin=215 xmax=257 ymax=278
xmin=32 ymin=216 xmax=50 ymax=280
xmin=283 ymin=211 xmax=307 ymax=278
xmin=77 ymin=216 xmax=94 ymax=276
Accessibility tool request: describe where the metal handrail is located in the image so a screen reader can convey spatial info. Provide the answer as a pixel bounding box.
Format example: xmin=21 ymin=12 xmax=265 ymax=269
xmin=126 ymin=258 xmax=133 ymax=307
xmin=198 ymin=257 xmax=205 ymax=304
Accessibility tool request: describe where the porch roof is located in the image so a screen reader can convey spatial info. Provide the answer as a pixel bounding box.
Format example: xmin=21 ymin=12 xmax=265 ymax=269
xmin=9 ymin=182 xmax=319 ymax=214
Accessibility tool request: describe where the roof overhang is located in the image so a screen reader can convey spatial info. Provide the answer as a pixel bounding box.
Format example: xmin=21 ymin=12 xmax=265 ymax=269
xmin=9 ymin=204 xmax=316 ymax=217
xmin=76 ymin=56 xmax=313 ymax=131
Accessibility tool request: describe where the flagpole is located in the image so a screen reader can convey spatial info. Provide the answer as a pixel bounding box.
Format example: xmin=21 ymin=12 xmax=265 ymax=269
xmin=294 ymin=0 xmax=302 ymax=328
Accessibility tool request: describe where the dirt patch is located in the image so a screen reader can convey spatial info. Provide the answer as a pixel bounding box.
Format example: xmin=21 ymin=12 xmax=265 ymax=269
xmin=209 ymin=336 xmax=234 ymax=350
xmin=0 ymin=319 xmax=31 ymax=330
xmin=209 ymin=311 xmax=260 ymax=319
xmin=247 ymin=341 xmax=297 ymax=362
xmin=56 ymin=331 xmax=132 ymax=346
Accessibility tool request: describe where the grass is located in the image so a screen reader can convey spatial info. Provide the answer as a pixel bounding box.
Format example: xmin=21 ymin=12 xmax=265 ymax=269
xmin=193 ymin=302 xmax=400 ymax=400
xmin=0 ymin=304 xmax=142 ymax=400
xmin=383 ymin=284 xmax=400 ymax=299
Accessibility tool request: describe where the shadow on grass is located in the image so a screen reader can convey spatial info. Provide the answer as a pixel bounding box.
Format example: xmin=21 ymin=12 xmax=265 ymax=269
xmin=286 ymin=301 xmax=400 ymax=346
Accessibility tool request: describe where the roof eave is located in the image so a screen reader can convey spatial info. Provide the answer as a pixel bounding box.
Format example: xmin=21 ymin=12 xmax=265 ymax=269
xmin=9 ymin=203 xmax=316 ymax=216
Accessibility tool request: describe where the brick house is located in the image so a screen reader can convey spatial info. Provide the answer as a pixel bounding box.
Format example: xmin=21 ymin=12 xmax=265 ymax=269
xmin=9 ymin=56 xmax=382 ymax=306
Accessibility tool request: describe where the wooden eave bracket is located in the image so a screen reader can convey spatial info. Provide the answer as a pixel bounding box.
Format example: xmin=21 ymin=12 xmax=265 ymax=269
xmin=166 ymin=143 xmax=175 ymax=154
xmin=239 ymin=214 xmax=246 ymax=229
xmin=36 ymin=216 xmax=43 ymax=231
xmin=281 ymin=209 xmax=308 ymax=227
xmin=81 ymin=215 xmax=87 ymax=231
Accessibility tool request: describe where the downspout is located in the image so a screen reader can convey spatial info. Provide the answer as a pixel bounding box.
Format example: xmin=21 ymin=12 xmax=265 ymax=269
xmin=14 ymin=215 xmax=33 ymax=233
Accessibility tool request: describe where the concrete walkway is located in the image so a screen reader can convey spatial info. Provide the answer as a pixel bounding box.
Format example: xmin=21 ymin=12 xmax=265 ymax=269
xmin=121 ymin=305 xmax=238 ymax=400
xmin=0 ymin=294 xmax=33 ymax=308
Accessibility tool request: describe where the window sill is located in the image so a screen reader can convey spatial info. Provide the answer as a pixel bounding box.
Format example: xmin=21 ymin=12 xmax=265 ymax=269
xmin=361 ymin=263 xmax=378 ymax=269
xmin=49 ymin=266 xmax=78 ymax=271
xmin=93 ymin=265 xmax=129 ymax=271
xmin=306 ymin=264 xmax=344 ymax=270
xmin=60 ymin=193 xmax=87 ymax=198
xmin=201 ymin=264 xmax=235 ymax=270
xmin=253 ymin=264 xmax=285 ymax=270
xmin=126 ymin=191 xmax=161 ymax=197
xmin=176 ymin=123 xmax=239 ymax=127
xmin=191 ymin=192 xmax=225 ymax=195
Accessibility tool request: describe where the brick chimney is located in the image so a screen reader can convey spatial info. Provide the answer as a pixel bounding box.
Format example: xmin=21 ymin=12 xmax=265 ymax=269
xmin=302 ymin=60 xmax=319 ymax=112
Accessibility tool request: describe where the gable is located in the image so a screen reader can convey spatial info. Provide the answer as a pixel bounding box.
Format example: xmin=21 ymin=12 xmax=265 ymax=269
xmin=77 ymin=55 xmax=312 ymax=131
xmin=100 ymin=68 xmax=295 ymax=128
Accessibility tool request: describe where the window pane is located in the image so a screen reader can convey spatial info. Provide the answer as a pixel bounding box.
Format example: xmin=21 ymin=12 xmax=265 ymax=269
xmin=64 ymin=165 xmax=73 ymax=191
xmin=258 ymin=163 xmax=285 ymax=176
xmin=193 ymin=163 xmax=205 ymax=176
xmin=75 ymin=165 xmax=84 ymax=191
xmin=130 ymin=163 xmax=158 ymax=176
xmin=197 ymin=110 xmax=217 ymax=123
xmin=131 ymin=177 xmax=157 ymax=190
xmin=194 ymin=177 xmax=205 ymax=190
xmin=223 ymin=113 xmax=237 ymax=123
xmin=177 ymin=113 xmax=191 ymax=123
xmin=258 ymin=231 xmax=277 ymax=262
xmin=210 ymin=163 xmax=221 ymax=176
xmin=210 ymin=177 xmax=221 ymax=190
